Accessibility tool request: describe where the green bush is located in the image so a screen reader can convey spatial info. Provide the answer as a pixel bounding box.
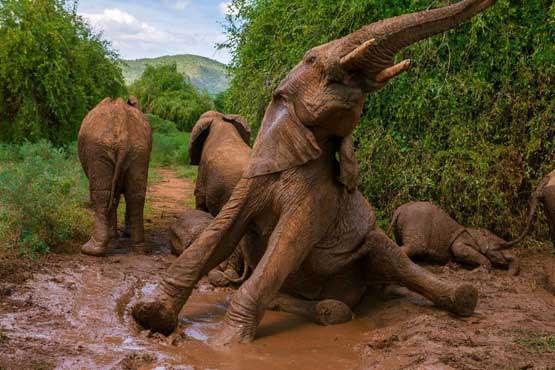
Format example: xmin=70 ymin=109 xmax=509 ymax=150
xmin=130 ymin=64 xmax=214 ymax=131
xmin=146 ymin=114 xmax=179 ymax=134
xmin=0 ymin=141 xmax=90 ymax=257
xmin=222 ymin=0 xmax=555 ymax=240
xmin=0 ymin=0 xmax=126 ymax=144
xmin=150 ymin=131 xmax=190 ymax=168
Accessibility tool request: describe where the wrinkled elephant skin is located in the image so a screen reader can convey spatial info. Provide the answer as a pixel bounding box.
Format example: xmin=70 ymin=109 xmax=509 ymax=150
xmin=391 ymin=202 xmax=520 ymax=275
xmin=78 ymin=97 xmax=152 ymax=256
xmin=132 ymin=0 xmax=497 ymax=344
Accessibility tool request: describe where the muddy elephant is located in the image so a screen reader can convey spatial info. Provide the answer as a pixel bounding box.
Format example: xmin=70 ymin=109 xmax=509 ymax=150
xmin=78 ymin=97 xmax=152 ymax=256
xmin=391 ymin=202 xmax=520 ymax=275
xmin=188 ymin=111 xmax=252 ymax=286
xmin=504 ymin=170 xmax=555 ymax=247
xmin=132 ymin=0 xmax=497 ymax=344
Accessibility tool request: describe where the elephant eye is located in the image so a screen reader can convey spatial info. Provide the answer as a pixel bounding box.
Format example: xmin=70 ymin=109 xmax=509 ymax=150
xmin=305 ymin=55 xmax=317 ymax=64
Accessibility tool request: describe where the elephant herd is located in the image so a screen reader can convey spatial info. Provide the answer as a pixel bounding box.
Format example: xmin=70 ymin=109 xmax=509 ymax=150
xmin=76 ymin=0 xmax=554 ymax=345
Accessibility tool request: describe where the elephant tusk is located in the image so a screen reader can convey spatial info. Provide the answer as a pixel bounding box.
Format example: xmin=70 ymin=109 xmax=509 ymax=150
xmin=339 ymin=38 xmax=377 ymax=69
xmin=375 ymin=59 xmax=412 ymax=83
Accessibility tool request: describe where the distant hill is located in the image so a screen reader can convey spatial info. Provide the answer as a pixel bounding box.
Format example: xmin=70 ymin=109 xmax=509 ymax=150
xmin=122 ymin=55 xmax=229 ymax=95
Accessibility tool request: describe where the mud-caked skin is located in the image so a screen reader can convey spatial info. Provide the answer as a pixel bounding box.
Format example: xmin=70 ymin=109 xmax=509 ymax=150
xmin=188 ymin=111 xmax=252 ymax=286
xmin=391 ymin=202 xmax=520 ymax=275
xmin=506 ymin=170 xmax=555 ymax=247
xmin=78 ymin=97 xmax=152 ymax=256
xmin=132 ymin=0 xmax=496 ymax=344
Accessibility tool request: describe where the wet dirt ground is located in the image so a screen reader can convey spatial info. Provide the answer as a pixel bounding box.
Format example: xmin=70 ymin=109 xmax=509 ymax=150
xmin=1 ymin=169 xmax=555 ymax=370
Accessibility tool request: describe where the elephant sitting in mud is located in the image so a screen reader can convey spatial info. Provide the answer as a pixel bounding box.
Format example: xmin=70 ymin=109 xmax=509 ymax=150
xmin=132 ymin=0 xmax=497 ymax=344
xmin=188 ymin=111 xmax=252 ymax=286
xmin=78 ymin=97 xmax=152 ymax=256
xmin=391 ymin=202 xmax=520 ymax=275
xmin=503 ymin=170 xmax=555 ymax=247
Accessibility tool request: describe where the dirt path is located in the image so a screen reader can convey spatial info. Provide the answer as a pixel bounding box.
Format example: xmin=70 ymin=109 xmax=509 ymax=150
xmin=1 ymin=169 xmax=555 ymax=369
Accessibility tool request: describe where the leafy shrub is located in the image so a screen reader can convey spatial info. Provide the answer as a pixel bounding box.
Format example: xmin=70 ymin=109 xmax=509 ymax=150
xmin=0 ymin=141 xmax=90 ymax=256
xmin=222 ymin=0 xmax=555 ymax=241
xmin=150 ymin=132 xmax=190 ymax=168
xmin=130 ymin=64 xmax=214 ymax=131
xmin=146 ymin=114 xmax=179 ymax=134
xmin=0 ymin=0 xmax=126 ymax=144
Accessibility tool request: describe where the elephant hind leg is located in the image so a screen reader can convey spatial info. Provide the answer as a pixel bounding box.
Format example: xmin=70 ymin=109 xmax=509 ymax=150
xmin=269 ymin=294 xmax=353 ymax=325
xmin=82 ymin=190 xmax=117 ymax=256
xmin=365 ymin=229 xmax=478 ymax=317
xmin=123 ymin=163 xmax=148 ymax=248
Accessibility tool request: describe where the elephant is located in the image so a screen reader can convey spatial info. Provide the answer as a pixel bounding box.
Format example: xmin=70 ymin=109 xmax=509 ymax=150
xmin=188 ymin=111 xmax=252 ymax=286
xmin=78 ymin=97 xmax=152 ymax=256
xmin=132 ymin=0 xmax=497 ymax=344
xmin=503 ymin=170 xmax=555 ymax=247
xmin=390 ymin=202 xmax=520 ymax=275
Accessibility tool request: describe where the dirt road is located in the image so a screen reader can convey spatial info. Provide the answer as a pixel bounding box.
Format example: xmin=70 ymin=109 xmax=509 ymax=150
xmin=1 ymin=169 xmax=554 ymax=369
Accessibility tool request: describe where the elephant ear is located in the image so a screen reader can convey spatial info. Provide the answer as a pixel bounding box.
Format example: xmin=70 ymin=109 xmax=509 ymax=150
xmin=337 ymin=135 xmax=359 ymax=192
xmin=244 ymin=100 xmax=322 ymax=178
xmin=222 ymin=114 xmax=251 ymax=146
xmin=466 ymin=228 xmax=494 ymax=254
xmin=189 ymin=112 xmax=218 ymax=165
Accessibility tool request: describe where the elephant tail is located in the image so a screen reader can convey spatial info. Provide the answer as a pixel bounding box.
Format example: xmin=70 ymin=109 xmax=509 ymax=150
xmin=387 ymin=209 xmax=401 ymax=238
xmin=108 ymin=146 xmax=127 ymax=213
xmin=502 ymin=178 xmax=547 ymax=249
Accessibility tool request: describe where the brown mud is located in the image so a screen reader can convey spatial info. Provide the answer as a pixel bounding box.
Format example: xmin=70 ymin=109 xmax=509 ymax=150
xmin=1 ymin=169 xmax=555 ymax=369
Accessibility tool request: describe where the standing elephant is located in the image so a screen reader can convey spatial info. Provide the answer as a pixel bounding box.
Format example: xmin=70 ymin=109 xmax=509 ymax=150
xmin=391 ymin=202 xmax=520 ymax=275
xmin=504 ymin=170 xmax=555 ymax=247
xmin=188 ymin=111 xmax=252 ymax=286
xmin=78 ymin=97 xmax=152 ymax=256
xmin=132 ymin=0 xmax=497 ymax=344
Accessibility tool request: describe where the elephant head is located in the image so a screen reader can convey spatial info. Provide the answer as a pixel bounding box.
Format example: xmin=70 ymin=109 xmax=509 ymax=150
xmin=189 ymin=111 xmax=251 ymax=165
xmin=245 ymin=0 xmax=496 ymax=190
xmin=464 ymin=228 xmax=520 ymax=275
xmin=169 ymin=210 xmax=214 ymax=256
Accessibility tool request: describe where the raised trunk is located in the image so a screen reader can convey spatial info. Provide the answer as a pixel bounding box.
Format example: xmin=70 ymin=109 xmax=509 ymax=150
xmin=340 ymin=0 xmax=495 ymax=73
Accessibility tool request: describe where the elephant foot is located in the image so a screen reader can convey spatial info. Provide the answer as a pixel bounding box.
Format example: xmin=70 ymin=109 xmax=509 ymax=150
xmin=439 ymin=284 xmax=478 ymax=317
xmin=210 ymin=320 xmax=256 ymax=346
xmin=208 ymin=268 xmax=240 ymax=287
xmin=314 ymin=299 xmax=354 ymax=325
xmin=131 ymin=288 xmax=180 ymax=336
xmin=81 ymin=237 xmax=110 ymax=257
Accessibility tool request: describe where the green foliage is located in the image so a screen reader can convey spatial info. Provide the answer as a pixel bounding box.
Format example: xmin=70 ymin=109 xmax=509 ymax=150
xmin=150 ymin=131 xmax=190 ymax=169
xmin=122 ymin=54 xmax=229 ymax=96
xmin=146 ymin=114 xmax=179 ymax=134
xmin=0 ymin=141 xmax=90 ymax=257
xmin=0 ymin=0 xmax=126 ymax=144
xmin=130 ymin=64 xmax=214 ymax=131
xmin=223 ymin=0 xmax=555 ymax=239
xmin=516 ymin=334 xmax=555 ymax=353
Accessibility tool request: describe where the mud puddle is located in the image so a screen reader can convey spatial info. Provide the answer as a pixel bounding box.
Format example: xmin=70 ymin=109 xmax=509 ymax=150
xmin=2 ymin=169 xmax=555 ymax=369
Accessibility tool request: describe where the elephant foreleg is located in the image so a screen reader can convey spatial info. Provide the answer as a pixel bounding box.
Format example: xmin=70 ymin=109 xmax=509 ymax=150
xmin=365 ymin=229 xmax=478 ymax=317
xmin=132 ymin=180 xmax=256 ymax=336
xmin=451 ymin=241 xmax=492 ymax=271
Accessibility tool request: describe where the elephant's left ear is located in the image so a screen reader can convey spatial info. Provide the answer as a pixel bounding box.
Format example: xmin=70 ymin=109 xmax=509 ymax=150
xmin=337 ymin=135 xmax=359 ymax=192
xmin=244 ymin=99 xmax=322 ymax=178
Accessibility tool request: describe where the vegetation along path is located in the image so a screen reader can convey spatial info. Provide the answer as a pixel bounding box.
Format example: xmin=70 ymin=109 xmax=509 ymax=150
xmin=1 ymin=170 xmax=555 ymax=369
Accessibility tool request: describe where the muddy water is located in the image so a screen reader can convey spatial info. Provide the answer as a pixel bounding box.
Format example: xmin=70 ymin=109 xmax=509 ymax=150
xmin=0 ymin=251 xmax=373 ymax=369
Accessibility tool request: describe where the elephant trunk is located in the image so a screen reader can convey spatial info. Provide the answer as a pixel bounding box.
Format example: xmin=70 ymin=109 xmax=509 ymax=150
xmin=339 ymin=0 xmax=495 ymax=78
xmin=502 ymin=187 xmax=544 ymax=249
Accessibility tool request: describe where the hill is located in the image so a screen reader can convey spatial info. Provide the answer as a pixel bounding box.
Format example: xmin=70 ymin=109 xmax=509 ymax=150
xmin=122 ymin=55 xmax=229 ymax=95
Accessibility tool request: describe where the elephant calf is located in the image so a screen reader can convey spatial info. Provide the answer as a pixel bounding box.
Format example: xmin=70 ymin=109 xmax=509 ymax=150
xmin=391 ymin=202 xmax=519 ymax=275
xmin=78 ymin=97 xmax=152 ymax=256
xmin=188 ymin=111 xmax=251 ymax=286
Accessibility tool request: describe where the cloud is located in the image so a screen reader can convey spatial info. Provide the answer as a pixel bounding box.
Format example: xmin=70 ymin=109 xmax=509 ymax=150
xmin=82 ymin=8 xmax=172 ymax=45
xmin=162 ymin=0 xmax=191 ymax=11
xmin=218 ymin=2 xmax=238 ymax=16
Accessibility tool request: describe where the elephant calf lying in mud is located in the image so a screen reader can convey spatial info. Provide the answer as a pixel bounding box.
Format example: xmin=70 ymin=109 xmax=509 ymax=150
xmin=391 ymin=202 xmax=520 ymax=275
xmin=187 ymin=111 xmax=251 ymax=286
xmin=78 ymin=97 xmax=152 ymax=256
xmin=132 ymin=0 xmax=497 ymax=344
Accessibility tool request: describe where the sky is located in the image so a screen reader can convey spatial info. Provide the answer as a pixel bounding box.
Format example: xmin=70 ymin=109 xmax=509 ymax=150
xmin=77 ymin=0 xmax=235 ymax=64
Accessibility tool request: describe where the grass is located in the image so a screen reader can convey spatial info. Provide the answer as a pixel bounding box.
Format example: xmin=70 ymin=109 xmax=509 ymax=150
xmin=516 ymin=334 xmax=555 ymax=353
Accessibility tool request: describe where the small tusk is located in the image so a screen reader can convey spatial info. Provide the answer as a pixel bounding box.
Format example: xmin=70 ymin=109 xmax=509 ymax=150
xmin=375 ymin=59 xmax=412 ymax=82
xmin=340 ymin=38 xmax=377 ymax=68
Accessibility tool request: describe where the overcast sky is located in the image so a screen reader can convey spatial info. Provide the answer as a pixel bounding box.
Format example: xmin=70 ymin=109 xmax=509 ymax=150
xmin=78 ymin=0 xmax=234 ymax=63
